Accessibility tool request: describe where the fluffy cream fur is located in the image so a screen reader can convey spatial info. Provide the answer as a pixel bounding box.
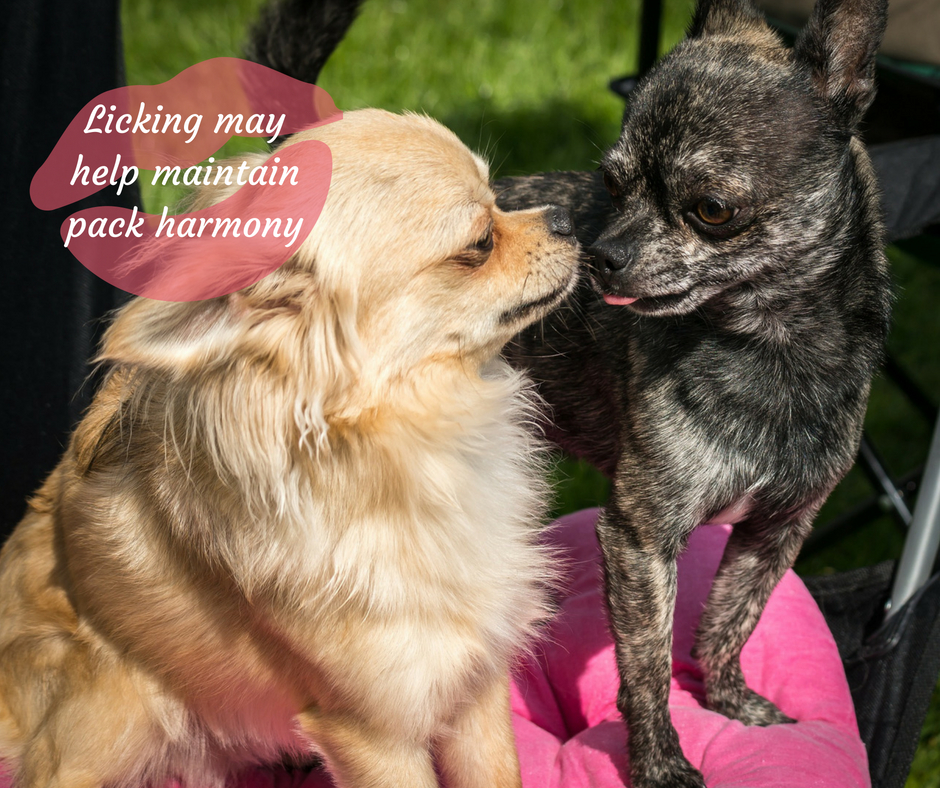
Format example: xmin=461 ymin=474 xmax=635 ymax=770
xmin=0 ymin=109 xmax=579 ymax=788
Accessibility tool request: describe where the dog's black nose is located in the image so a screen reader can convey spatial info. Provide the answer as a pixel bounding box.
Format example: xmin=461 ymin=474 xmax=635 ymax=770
xmin=590 ymin=240 xmax=630 ymax=272
xmin=547 ymin=206 xmax=573 ymax=237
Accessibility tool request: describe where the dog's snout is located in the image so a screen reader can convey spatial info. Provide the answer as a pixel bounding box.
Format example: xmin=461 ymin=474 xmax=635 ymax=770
xmin=590 ymin=240 xmax=630 ymax=273
xmin=547 ymin=206 xmax=573 ymax=237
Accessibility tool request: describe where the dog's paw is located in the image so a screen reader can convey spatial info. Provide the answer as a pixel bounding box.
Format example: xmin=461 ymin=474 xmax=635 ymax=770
xmin=709 ymin=686 xmax=795 ymax=727
xmin=633 ymin=756 xmax=707 ymax=788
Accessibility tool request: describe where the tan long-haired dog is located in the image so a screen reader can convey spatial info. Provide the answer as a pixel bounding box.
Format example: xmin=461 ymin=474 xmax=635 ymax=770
xmin=0 ymin=109 xmax=579 ymax=788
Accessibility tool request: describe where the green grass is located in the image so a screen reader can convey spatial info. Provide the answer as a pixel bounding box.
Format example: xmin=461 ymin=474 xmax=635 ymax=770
xmin=121 ymin=0 xmax=940 ymax=784
xmin=911 ymin=682 xmax=940 ymax=788
xmin=124 ymin=0 xmax=695 ymax=212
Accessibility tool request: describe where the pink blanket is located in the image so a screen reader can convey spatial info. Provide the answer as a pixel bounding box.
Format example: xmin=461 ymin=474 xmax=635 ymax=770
xmin=511 ymin=509 xmax=868 ymax=787
xmin=0 ymin=508 xmax=869 ymax=788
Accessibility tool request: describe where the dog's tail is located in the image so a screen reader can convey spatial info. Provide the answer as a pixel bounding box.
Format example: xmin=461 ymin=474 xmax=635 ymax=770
xmin=245 ymin=0 xmax=365 ymax=85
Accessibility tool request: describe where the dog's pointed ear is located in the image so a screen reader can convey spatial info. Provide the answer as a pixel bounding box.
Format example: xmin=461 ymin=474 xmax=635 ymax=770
xmin=98 ymin=296 xmax=250 ymax=373
xmin=794 ymin=0 xmax=888 ymax=129
xmin=688 ymin=0 xmax=766 ymax=39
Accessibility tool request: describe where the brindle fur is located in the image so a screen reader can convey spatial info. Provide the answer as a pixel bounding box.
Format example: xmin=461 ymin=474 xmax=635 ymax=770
xmin=495 ymin=0 xmax=890 ymax=784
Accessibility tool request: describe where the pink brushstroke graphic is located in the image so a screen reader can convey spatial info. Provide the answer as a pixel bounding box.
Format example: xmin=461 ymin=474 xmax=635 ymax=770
xmin=30 ymin=58 xmax=340 ymax=301
xmin=61 ymin=140 xmax=331 ymax=302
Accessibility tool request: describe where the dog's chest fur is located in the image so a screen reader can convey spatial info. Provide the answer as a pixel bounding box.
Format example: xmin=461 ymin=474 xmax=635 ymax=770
xmin=12 ymin=362 xmax=551 ymax=770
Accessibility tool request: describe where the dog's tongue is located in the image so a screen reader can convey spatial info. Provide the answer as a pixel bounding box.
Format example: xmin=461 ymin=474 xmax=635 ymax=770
xmin=603 ymin=295 xmax=638 ymax=306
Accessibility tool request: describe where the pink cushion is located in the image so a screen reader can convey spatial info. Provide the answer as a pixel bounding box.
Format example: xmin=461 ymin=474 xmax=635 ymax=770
xmin=512 ymin=509 xmax=870 ymax=788
xmin=0 ymin=509 xmax=868 ymax=788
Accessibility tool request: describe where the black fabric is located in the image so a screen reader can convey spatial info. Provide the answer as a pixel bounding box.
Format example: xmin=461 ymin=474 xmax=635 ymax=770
xmin=1 ymin=0 xmax=133 ymax=544
xmin=870 ymin=138 xmax=940 ymax=243
xmin=805 ymin=566 xmax=940 ymax=788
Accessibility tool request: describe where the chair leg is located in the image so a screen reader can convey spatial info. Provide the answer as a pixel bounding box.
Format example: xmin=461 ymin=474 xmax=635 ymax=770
xmin=888 ymin=415 xmax=940 ymax=616
xmin=858 ymin=435 xmax=913 ymax=527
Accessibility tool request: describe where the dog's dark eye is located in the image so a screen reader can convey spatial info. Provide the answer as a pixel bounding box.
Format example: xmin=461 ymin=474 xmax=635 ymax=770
xmin=694 ymin=198 xmax=736 ymax=226
xmin=453 ymin=226 xmax=495 ymax=268
xmin=603 ymin=171 xmax=620 ymax=199
xmin=474 ymin=227 xmax=494 ymax=252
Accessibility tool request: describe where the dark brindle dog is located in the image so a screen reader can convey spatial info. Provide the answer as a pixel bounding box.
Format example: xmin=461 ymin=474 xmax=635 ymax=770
xmin=495 ymin=0 xmax=891 ymax=784
xmin=250 ymin=0 xmax=891 ymax=785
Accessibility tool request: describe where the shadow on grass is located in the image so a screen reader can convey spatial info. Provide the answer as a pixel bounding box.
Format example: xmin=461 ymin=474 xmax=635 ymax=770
xmin=440 ymin=97 xmax=623 ymax=178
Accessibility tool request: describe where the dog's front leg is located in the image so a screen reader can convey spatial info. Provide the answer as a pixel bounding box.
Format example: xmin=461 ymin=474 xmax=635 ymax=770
xmin=596 ymin=498 xmax=706 ymax=788
xmin=694 ymin=507 xmax=816 ymax=726
xmin=436 ymin=673 xmax=522 ymax=788
xmin=297 ymin=707 xmax=438 ymax=788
